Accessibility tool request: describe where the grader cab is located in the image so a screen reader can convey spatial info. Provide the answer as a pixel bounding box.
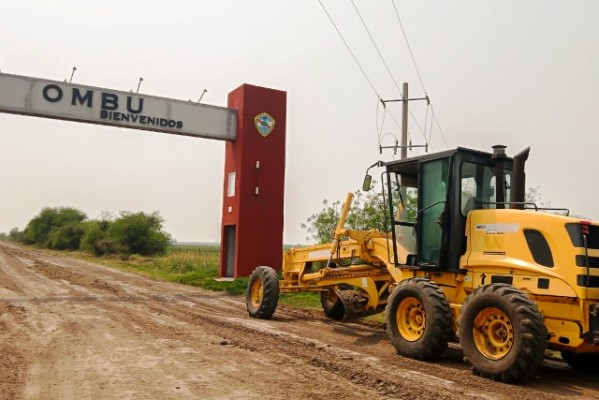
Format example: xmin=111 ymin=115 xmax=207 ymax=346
xmin=246 ymin=145 xmax=599 ymax=382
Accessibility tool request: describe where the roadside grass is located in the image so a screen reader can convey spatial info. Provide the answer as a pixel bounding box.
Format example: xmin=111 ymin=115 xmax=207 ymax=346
xmin=33 ymin=243 xmax=318 ymax=308
xmin=95 ymin=251 xmax=250 ymax=295
xmin=280 ymin=292 xmax=321 ymax=308
xmin=104 ymin=251 xmax=323 ymax=308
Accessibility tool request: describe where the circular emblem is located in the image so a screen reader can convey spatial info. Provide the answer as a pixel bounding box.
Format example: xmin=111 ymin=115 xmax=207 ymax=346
xmin=254 ymin=112 xmax=275 ymax=137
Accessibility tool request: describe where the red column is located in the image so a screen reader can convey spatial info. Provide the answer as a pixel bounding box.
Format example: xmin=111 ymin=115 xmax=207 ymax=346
xmin=219 ymin=84 xmax=287 ymax=277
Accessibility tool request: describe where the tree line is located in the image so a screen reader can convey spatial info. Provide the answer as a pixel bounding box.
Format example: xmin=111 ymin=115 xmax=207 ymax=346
xmin=1 ymin=207 xmax=172 ymax=257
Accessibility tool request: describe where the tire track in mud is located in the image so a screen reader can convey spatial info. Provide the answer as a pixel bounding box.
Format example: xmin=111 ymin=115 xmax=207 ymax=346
xmin=0 ymin=243 xmax=594 ymax=399
xmin=28 ymin=289 xmax=385 ymax=399
xmin=0 ymin=302 xmax=30 ymax=400
xmin=72 ymin=293 xmax=454 ymax=400
xmin=135 ymin=294 xmax=563 ymax=400
xmin=0 ymin=244 xmax=386 ymax=399
xmin=93 ymin=281 xmax=568 ymax=400
xmin=0 ymin=245 xmax=459 ymax=399
xmin=26 ymin=260 xmax=129 ymax=297
xmin=89 ymin=282 xmax=477 ymax=400
xmin=0 ymin=245 xmax=42 ymax=400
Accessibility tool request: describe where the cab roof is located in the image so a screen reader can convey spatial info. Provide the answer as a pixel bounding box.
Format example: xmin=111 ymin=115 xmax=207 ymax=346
xmin=383 ymin=146 xmax=513 ymax=175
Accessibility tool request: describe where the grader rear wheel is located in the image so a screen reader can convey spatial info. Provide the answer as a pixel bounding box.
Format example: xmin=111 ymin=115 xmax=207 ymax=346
xmin=458 ymin=284 xmax=546 ymax=383
xmin=246 ymin=266 xmax=279 ymax=319
xmin=386 ymin=278 xmax=453 ymax=360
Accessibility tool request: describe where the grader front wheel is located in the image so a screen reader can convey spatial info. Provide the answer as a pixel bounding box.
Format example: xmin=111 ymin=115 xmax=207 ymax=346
xmin=458 ymin=284 xmax=546 ymax=383
xmin=386 ymin=278 xmax=453 ymax=360
xmin=246 ymin=266 xmax=279 ymax=319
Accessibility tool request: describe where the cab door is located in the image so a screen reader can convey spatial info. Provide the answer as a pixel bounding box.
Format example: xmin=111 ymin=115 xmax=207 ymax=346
xmin=417 ymin=158 xmax=449 ymax=267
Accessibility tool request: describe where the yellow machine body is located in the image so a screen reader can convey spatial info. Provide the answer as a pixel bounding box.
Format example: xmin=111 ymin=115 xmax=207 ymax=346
xmin=250 ymin=146 xmax=599 ymax=381
xmin=279 ymin=166 xmax=599 ymax=356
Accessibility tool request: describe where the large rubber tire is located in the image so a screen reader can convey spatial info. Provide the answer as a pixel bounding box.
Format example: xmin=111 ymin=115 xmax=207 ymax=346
xmin=320 ymin=284 xmax=352 ymax=321
xmin=386 ymin=278 xmax=453 ymax=360
xmin=458 ymin=284 xmax=547 ymax=383
xmin=561 ymin=352 xmax=599 ymax=373
xmin=246 ymin=266 xmax=279 ymax=319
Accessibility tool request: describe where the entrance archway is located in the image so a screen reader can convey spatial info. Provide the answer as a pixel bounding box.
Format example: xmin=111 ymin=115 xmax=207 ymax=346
xmin=0 ymin=73 xmax=286 ymax=277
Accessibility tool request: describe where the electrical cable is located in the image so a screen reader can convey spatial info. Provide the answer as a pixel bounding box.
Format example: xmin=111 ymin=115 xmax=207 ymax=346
xmin=350 ymin=0 xmax=427 ymax=144
xmin=318 ymin=0 xmax=405 ymax=136
xmin=391 ymin=0 xmax=427 ymax=96
xmin=431 ymin=104 xmax=449 ymax=148
xmin=391 ymin=0 xmax=448 ymax=149
xmin=320 ymin=0 xmax=445 ymax=154
xmin=351 ymin=0 xmax=402 ymax=99
xmin=318 ymin=0 xmax=379 ymax=99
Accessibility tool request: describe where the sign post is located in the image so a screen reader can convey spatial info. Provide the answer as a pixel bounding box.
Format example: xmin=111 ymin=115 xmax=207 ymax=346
xmin=220 ymin=84 xmax=287 ymax=278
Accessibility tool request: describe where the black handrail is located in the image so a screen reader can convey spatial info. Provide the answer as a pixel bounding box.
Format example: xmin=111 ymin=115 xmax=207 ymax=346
xmin=480 ymin=201 xmax=570 ymax=216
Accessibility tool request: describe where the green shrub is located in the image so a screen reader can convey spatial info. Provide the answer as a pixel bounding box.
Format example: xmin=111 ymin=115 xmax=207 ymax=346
xmin=48 ymin=222 xmax=85 ymax=250
xmin=107 ymin=211 xmax=172 ymax=256
xmin=81 ymin=221 xmax=112 ymax=255
xmin=23 ymin=207 xmax=87 ymax=248
xmin=18 ymin=207 xmax=173 ymax=257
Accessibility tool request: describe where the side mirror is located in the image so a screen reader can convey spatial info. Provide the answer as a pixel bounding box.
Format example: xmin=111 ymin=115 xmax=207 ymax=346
xmin=362 ymin=160 xmax=383 ymax=191
xmin=362 ymin=174 xmax=373 ymax=191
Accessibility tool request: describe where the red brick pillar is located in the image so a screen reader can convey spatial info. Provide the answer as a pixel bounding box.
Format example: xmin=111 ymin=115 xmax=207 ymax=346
xmin=219 ymin=84 xmax=287 ymax=277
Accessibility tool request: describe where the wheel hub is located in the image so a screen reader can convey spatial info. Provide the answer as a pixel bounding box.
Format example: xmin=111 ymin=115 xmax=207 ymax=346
xmin=397 ymin=297 xmax=426 ymax=341
xmin=250 ymin=280 xmax=263 ymax=307
xmin=473 ymin=307 xmax=514 ymax=360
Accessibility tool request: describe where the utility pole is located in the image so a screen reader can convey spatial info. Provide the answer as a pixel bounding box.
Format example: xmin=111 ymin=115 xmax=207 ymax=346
xmin=379 ymin=82 xmax=427 ymax=156
xmin=401 ymin=82 xmax=409 ymax=160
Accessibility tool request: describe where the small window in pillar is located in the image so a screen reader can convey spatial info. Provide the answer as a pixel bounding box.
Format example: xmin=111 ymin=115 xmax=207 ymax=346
xmin=227 ymin=172 xmax=236 ymax=197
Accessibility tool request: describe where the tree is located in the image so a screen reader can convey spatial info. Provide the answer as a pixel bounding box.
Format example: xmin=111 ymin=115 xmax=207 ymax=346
xmin=301 ymin=182 xmax=410 ymax=244
xmin=22 ymin=207 xmax=87 ymax=249
xmin=106 ymin=211 xmax=172 ymax=256
xmin=8 ymin=228 xmax=24 ymax=242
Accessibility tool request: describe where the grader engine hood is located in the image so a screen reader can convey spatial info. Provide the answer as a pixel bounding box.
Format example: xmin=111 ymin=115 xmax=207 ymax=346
xmin=462 ymin=208 xmax=599 ymax=299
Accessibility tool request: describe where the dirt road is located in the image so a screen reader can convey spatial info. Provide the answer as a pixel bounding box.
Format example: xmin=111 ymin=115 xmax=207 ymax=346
xmin=1 ymin=242 xmax=599 ymax=400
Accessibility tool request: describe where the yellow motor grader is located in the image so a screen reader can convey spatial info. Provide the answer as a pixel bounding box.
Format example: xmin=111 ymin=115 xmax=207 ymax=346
xmin=246 ymin=145 xmax=599 ymax=382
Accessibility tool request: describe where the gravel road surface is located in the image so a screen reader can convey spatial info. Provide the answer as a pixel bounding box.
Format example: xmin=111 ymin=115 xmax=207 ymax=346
xmin=2 ymin=242 xmax=599 ymax=400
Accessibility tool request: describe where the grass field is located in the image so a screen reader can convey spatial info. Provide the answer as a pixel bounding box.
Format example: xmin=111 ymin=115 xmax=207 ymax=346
xmin=91 ymin=242 xmax=323 ymax=309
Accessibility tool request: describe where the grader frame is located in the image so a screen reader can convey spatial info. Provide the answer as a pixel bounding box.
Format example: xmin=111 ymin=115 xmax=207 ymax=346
xmin=246 ymin=145 xmax=599 ymax=383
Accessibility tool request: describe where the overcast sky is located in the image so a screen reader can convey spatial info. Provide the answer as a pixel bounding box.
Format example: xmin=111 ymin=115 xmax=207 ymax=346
xmin=1 ymin=1 xmax=598 ymax=244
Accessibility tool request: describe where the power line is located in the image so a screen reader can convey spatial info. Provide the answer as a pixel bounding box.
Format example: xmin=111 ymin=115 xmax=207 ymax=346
xmin=318 ymin=0 xmax=405 ymax=134
xmin=350 ymin=0 xmax=402 ymax=98
xmin=391 ymin=0 xmax=449 ymax=149
xmin=391 ymin=0 xmax=427 ymax=95
xmin=350 ymin=0 xmax=428 ymax=145
xmin=319 ymin=0 xmax=444 ymax=153
xmin=431 ymin=104 xmax=449 ymax=148
xmin=317 ymin=0 xmax=379 ymax=100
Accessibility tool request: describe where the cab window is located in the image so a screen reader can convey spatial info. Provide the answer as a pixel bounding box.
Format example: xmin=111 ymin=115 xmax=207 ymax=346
xmin=460 ymin=162 xmax=512 ymax=216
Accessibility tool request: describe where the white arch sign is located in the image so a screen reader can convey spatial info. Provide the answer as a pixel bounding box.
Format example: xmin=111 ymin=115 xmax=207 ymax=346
xmin=0 ymin=72 xmax=237 ymax=140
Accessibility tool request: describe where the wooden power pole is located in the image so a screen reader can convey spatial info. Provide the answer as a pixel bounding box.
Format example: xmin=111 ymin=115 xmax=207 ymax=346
xmin=401 ymin=82 xmax=409 ymax=159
